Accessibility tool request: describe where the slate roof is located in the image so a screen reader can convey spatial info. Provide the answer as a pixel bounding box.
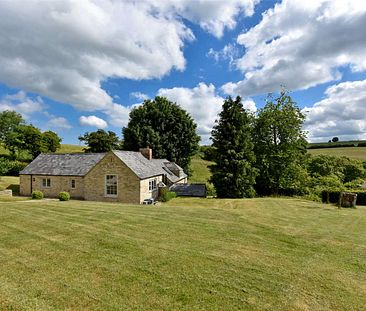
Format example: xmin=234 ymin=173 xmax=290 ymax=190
xmin=20 ymin=150 xmax=188 ymax=181
xmin=20 ymin=153 xmax=106 ymax=176
xmin=151 ymin=159 xmax=187 ymax=183
xmin=112 ymin=151 xmax=163 ymax=179
xmin=170 ymin=183 xmax=206 ymax=197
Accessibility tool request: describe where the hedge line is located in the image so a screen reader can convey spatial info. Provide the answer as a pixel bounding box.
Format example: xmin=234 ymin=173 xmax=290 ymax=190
xmin=321 ymin=190 xmax=366 ymax=205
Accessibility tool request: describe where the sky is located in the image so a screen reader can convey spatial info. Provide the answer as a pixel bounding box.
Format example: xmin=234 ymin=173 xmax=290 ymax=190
xmin=0 ymin=0 xmax=366 ymax=145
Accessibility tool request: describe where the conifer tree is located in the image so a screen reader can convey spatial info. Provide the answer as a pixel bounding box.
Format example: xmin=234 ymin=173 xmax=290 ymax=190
xmin=210 ymin=96 xmax=257 ymax=198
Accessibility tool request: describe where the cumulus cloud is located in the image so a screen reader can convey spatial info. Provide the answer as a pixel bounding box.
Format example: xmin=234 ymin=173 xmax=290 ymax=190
xmin=0 ymin=0 xmax=258 ymax=114
xmin=223 ymin=0 xmax=366 ymax=96
xmin=152 ymin=0 xmax=259 ymax=38
xmin=46 ymin=117 xmax=72 ymax=130
xmin=0 ymin=91 xmax=44 ymax=119
xmin=158 ymin=82 xmax=256 ymax=144
xmin=79 ymin=115 xmax=108 ymax=129
xmin=303 ymin=79 xmax=366 ymax=142
xmin=130 ymin=92 xmax=149 ymax=101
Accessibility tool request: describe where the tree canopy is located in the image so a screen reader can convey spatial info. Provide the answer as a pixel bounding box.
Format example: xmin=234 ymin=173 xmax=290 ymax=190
xmin=209 ymin=96 xmax=257 ymax=198
xmin=253 ymin=90 xmax=307 ymax=195
xmin=79 ymin=129 xmax=120 ymax=153
xmin=122 ymin=96 xmax=200 ymax=173
xmin=0 ymin=110 xmax=24 ymax=143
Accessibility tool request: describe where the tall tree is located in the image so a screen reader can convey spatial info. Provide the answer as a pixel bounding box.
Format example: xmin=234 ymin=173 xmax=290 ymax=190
xmin=0 ymin=110 xmax=24 ymax=143
xmin=4 ymin=124 xmax=43 ymax=159
xmin=79 ymin=129 xmax=120 ymax=153
xmin=253 ymin=90 xmax=307 ymax=195
xmin=122 ymin=96 xmax=200 ymax=173
xmin=41 ymin=131 xmax=62 ymax=153
xmin=209 ymin=96 xmax=257 ymax=198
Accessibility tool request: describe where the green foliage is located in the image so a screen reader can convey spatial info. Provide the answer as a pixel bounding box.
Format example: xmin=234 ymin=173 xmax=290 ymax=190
xmin=0 ymin=157 xmax=11 ymax=175
xmin=4 ymin=124 xmax=43 ymax=159
xmin=307 ymin=155 xmax=366 ymax=183
xmin=0 ymin=158 xmax=28 ymax=176
xmin=79 ymin=129 xmax=120 ymax=153
xmin=160 ymin=188 xmax=177 ymax=202
xmin=200 ymin=145 xmax=216 ymax=162
xmin=59 ymin=191 xmax=70 ymax=201
xmin=253 ymin=90 xmax=307 ymax=195
xmin=210 ymin=96 xmax=257 ymax=198
xmin=7 ymin=160 xmax=28 ymax=176
xmin=41 ymin=131 xmax=62 ymax=152
xmin=32 ymin=190 xmax=44 ymax=199
xmin=205 ymin=183 xmax=216 ymax=197
xmin=122 ymin=96 xmax=200 ymax=173
xmin=0 ymin=110 xmax=24 ymax=143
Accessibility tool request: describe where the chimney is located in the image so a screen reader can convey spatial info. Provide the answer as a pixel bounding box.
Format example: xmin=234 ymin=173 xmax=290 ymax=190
xmin=139 ymin=147 xmax=152 ymax=160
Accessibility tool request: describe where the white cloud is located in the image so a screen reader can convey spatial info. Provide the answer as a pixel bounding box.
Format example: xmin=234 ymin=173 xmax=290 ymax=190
xmin=0 ymin=91 xmax=44 ymax=119
xmin=130 ymin=92 xmax=149 ymax=101
xmin=79 ymin=115 xmax=108 ymax=129
xmin=46 ymin=117 xmax=72 ymax=130
xmin=152 ymin=0 xmax=259 ymax=38
xmin=223 ymin=0 xmax=366 ymax=97
xmin=0 ymin=0 xmax=258 ymax=114
xmin=303 ymin=79 xmax=366 ymax=142
xmin=207 ymin=43 xmax=239 ymax=66
xmin=158 ymin=82 xmax=256 ymax=144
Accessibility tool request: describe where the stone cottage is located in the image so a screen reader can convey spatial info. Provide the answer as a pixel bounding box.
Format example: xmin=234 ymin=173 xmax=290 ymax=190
xmin=19 ymin=148 xmax=187 ymax=204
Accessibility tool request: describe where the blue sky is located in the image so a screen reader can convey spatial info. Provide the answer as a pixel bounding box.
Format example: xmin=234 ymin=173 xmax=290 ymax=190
xmin=0 ymin=0 xmax=366 ymax=145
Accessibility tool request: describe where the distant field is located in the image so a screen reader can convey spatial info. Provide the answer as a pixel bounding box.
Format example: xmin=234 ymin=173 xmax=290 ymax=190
xmin=57 ymin=144 xmax=84 ymax=153
xmin=189 ymin=153 xmax=213 ymax=183
xmin=0 ymin=197 xmax=365 ymax=310
xmin=308 ymin=147 xmax=366 ymax=160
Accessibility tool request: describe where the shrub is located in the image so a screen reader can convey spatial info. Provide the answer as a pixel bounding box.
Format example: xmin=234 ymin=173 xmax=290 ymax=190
xmin=160 ymin=188 xmax=177 ymax=202
xmin=32 ymin=190 xmax=43 ymax=199
xmin=59 ymin=191 xmax=70 ymax=201
xmin=206 ymin=183 xmax=216 ymax=197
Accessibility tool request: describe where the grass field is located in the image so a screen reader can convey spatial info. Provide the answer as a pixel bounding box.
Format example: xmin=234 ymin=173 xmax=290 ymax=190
xmin=308 ymin=147 xmax=366 ymax=160
xmin=189 ymin=153 xmax=213 ymax=183
xmin=0 ymin=198 xmax=365 ymax=310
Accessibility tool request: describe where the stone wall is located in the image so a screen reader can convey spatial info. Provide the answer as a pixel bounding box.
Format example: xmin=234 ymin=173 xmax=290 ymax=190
xmin=84 ymin=152 xmax=142 ymax=204
xmin=20 ymin=174 xmax=84 ymax=198
xmin=19 ymin=174 xmax=31 ymax=196
xmin=140 ymin=176 xmax=163 ymax=202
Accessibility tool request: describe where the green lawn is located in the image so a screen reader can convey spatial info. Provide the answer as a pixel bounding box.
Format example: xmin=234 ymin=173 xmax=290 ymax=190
xmin=0 ymin=198 xmax=365 ymax=310
xmin=308 ymin=147 xmax=366 ymax=160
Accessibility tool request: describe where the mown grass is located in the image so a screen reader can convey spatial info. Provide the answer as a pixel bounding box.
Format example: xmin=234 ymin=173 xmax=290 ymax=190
xmin=308 ymin=147 xmax=366 ymax=160
xmin=0 ymin=197 xmax=365 ymax=310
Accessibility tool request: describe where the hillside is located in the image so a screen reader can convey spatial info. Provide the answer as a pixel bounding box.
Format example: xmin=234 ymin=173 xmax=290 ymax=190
xmin=308 ymin=147 xmax=366 ymax=160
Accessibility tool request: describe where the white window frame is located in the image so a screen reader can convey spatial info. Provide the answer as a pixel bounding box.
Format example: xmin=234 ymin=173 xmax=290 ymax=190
xmin=105 ymin=175 xmax=118 ymax=197
xmin=149 ymin=178 xmax=157 ymax=192
xmin=42 ymin=178 xmax=51 ymax=188
xmin=70 ymin=179 xmax=76 ymax=189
